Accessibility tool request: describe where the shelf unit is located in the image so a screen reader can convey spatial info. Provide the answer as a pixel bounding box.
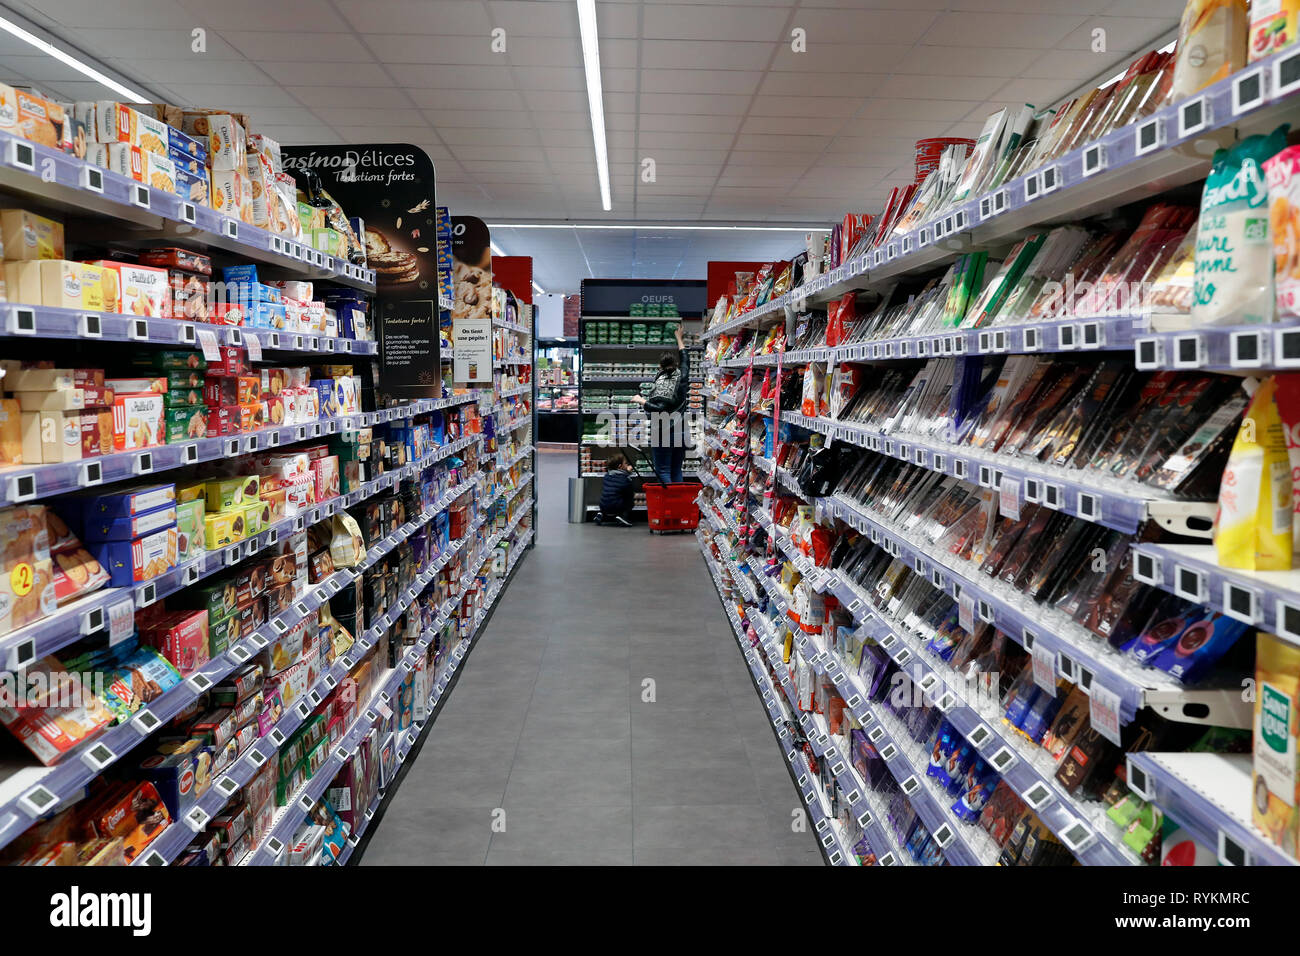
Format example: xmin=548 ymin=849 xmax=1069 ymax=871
xmin=0 ymin=177 xmax=536 ymax=867
xmin=692 ymin=57 xmax=1300 ymax=866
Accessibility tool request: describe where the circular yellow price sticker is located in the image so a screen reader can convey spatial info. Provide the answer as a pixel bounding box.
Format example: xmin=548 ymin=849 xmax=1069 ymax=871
xmin=10 ymin=562 xmax=33 ymax=597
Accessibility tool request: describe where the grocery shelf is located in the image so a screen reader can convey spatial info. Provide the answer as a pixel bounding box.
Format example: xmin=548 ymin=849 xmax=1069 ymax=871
xmin=816 ymin=492 xmax=1225 ymax=727
xmin=0 ymin=302 xmax=377 ymax=355
xmin=0 ymin=431 xmax=485 ymax=673
xmin=240 ymin=501 xmax=532 ymax=865
xmin=1130 ymin=542 xmax=1300 ymax=647
xmin=779 ymin=409 xmax=1215 ymax=538
xmin=0 ymin=130 xmax=375 ymax=293
xmin=703 ymin=48 xmax=1300 ymax=342
xmin=0 ymin=394 xmax=483 ymax=509
xmin=1125 ymin=752 xmax=1299 ymax=867
xmin=698 ymin=541 xmax=857 ymax=865
xmin=0 ymin=468 xmax=491 ymax=853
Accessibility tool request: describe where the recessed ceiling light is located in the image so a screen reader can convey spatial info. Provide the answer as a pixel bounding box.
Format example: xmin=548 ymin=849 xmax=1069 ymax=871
xmin=576 ymin=0 xmax=611 ymax=212
xmin=0 ymin=13 xmax=148 ymax=102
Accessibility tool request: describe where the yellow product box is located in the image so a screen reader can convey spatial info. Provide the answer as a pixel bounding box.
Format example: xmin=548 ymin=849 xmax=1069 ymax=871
xmin=210 ymin=168 xmax=253 ymax=224
xmin=204 ymin=510 xmax=245 ymax=549
xmin=1255 ymin=632 xmax=1300 ymax=855
xmin=1 ymin=209 xmax=64 ymax=261
xmin=16 ymin=389 xmax=83 ymax=412
xmin=205 ymin=475 xmax=259 ymax=512
xmin=20 ymin=409 xmax=80 ymax=463
xmin=244 ymin=151 xmax=278 ymax=231
xmin=5 ymin=260 xmax=41 ymax=304
xmin=0 ymin=83 xmax=18 ymax=138
xmin=176 ymin=480 xmax=206 ymax=504
xmin=0 ymin=398 xmax=20 ymax=465
xmin=39 ymin=259 xmax=81 ymax=309
xmin=242 ymin=500 xmax=268 ymax=537
xmin=79 ymin=264 xmax=105 ymax=312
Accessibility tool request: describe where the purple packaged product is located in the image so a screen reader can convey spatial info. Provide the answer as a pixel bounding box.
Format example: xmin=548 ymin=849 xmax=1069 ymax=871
xmin=1018 ymin=689 xmax=1063 ymax=745
xmin=905 ymin=817 xmax=931 ymax=860
xmin=944 ymin=743 xmax=977 ymax=795
xmin=1127 ymin=594 xmax=1206 ymax=663
xmin=167 ymin=125 xmax=207 ymax=167
xmin=1003 ymin=678 xmax=1040 ymax=731
xmin=82 ymin=502 xmax=177 ymax=542
xmin=82 ymin=483 xmax=176 ymax=520
xmin=916 ymin=834 xmax=945 ymax=866
xmin=1149 ymin=612 xmax=1249 ymax=684
xmin=858 ymin=643 xmax=891 ymax=700
xmin=928 ymin=721 xmax=958 ymax=784
xmin=952 ymin=759 xmax=999 ymax=822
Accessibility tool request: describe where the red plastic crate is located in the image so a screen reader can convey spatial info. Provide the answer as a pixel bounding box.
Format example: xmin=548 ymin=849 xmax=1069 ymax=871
xmin=644 ymin=482 xmax=700 ymax=532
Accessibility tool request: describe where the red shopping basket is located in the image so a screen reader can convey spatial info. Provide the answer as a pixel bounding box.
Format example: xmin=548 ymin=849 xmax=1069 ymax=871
xmin=644 ymin=482 xmax=700 ymax=533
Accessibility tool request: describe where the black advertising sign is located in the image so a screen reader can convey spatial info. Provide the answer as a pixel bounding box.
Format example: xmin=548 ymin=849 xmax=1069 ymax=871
xmin=281 ymin=143 xmax=440 ymax=393
xmin=579 ymin=278 xmax=708 ymax=317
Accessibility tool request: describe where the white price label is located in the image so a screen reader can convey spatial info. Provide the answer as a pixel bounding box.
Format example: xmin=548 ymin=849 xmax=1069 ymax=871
xmin=196 ymin=328 xmax=220 ymax=361
xmin=1031 ymin=639 xmax=1057 ymax=694
xmin=1089 ymin=681 xmax=1123 ymax=747
xmin=998 ymin=474 xmax=1021 ymax=521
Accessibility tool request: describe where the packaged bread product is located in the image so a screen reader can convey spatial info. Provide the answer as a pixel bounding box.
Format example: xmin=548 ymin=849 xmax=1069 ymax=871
xmin=1170 ymin=0 xmax=1248 ymax=101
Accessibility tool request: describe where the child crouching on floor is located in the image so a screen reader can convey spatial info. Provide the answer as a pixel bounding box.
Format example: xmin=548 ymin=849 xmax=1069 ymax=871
xmin=595 ymin=452 xmax=636 ymax=526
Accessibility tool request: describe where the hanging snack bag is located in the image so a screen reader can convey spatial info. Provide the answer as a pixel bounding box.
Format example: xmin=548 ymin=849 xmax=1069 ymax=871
xmin=1170 ymin=0 xmax=1248 ymax=101
xmin=1215 ymin=376 xmax=1293 ymax=569
xmin=801 ymin=363 xmax=826 ymax=417
xmin=1266 ymin=145 xmax=1300 ymax=320
xmin=1192 ymin=125 xmax=1289 ymax=326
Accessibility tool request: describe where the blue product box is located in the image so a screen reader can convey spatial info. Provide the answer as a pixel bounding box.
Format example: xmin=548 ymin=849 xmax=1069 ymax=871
xmin=89 ymin=523 xmax=177 ymax=587
xmin=242 ymin=300 xmax=287 ymax=330
xmin=174 ymin=166 xmax=207 ymax=204
xmin=83 ymin=501 xmax=178 ymax=542
xmin=82 ymin=483 xmax=176 ymax=520
xmin=232 ymin=282 xmax=283 ymax=305
xmin=169 ymin=146 xmax=204 ymax=177
xmin=167 ymin=125 xmax=208 ymax=168
xmin=312 ymin=379 xmax=339 ymax=418
xmin=222 ymin=264 xmax=260 ymax=285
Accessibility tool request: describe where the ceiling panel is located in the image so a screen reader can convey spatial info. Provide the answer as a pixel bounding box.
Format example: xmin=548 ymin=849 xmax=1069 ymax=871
xmin=0 ymin=0 xmax=1169 ymax=290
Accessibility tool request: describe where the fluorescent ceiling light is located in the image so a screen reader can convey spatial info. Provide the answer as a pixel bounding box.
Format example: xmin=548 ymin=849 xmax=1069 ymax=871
xmin=576 ymin=0 xmax=611 ymax=212
xmin=489 ymin=223 xmax=815 ymax=232
xmin=0 ymin=14 xmax=148 ymax=102
xmin=532 ymin=281 xmax=545 ymax=294
xmin=490 ymin=240 xmax=504 ymax=255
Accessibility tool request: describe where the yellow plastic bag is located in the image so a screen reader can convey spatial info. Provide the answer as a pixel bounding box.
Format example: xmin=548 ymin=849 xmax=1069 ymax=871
xmin=1215 ymin=376 xmax=1294 ymax=569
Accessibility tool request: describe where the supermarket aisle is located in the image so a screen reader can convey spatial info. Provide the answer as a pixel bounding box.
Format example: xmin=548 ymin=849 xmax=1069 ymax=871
xmin=361 ymin=449 xmax=823 ymax=865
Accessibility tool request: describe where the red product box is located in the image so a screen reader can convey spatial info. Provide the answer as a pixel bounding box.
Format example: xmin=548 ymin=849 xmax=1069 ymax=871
xmin=138 ymin=247 xmax=212 ymax=275
xmin=203 ymin=375 xmax=237 ymax=408
xmin=207 ymin=405 xmax=242 ymax=437
xmin=210 ymin=303 xmax=246 ymax=327
xmin=310 ymin=454 xmax=339 ymax=500
xmin=208 ymin=346 xmax=245 ymax=376
xmin=168 ymin=269 xmax=210 ymax=322
xmin=238 ymin=402 xmax=265 ymax=432
xmin=140 ymin=608 xmax=210 ymax=675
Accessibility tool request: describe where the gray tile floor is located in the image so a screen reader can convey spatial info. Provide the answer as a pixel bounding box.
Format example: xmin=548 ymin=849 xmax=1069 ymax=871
xmin=359 ymin=449 xmax=823 ymax=866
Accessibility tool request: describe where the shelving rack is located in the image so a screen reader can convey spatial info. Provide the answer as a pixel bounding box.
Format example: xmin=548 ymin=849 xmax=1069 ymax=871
xmin=0 ymin=117 xmax=537 ymax=867
xmin=697 ymin=49 xmax=1300 ymax=867
xmin=576 ymin=278 xmax=708 ymax=515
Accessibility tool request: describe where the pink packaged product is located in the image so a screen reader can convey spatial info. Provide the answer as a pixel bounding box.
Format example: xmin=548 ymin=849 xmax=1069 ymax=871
xmin=256 ymin=688 xmax=284 ymax=736
xmin=1266 ymin=145 xmax=1300 ymax=320
xmin=311 ymin=455 xmax=340 ymax=501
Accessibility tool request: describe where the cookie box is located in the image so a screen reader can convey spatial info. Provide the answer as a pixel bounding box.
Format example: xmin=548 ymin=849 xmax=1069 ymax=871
xmin=164 ymin=386 xmax=204 ymax=408
xmin=110 ymin=391 xmax=165 ymax=451
xmin=83 ymin=501 xmax=176 ymax=542
xmin=174 ymin=167 xmax=209 ymax=207
xmin=205 ymin=475 xmax=258 ymax=512
xmin=89 ymin=524 xmax=176 ymax=586
xmin=0 ymin=688 xmax=112 ymax=765
xmin=141 ymin=608 xmax=209 ymax=675
xmin=50 ymin=545 xmax=110 ymax=606
xmin=203 ymin=510 xmax=245 ymax=549
xmin=207 ymin=405 xmax=242 ymax=437
xmin=241 ymin=500 xmax=269 ymax=537
xmin=236 ymin=600 xmax=265 ymax=638
xmin=20 ymin=409 xmax=80 ymax=463
xmin=83 ymin=483 xmax=175 ymax=520
xmin=166 ymin=126 xmax=207 ymax=169
xmin=0 ymin=209 xmax=63 ymax=261
xmin=138 ymin=749 xmax=211 ymax=818
xmin=92 ymin=261 xmax=170 ymax=319
xmin=207 ymin=611 xmax=237 ymax=658
xmin=210 ymin=167 xmax=253 ymax=224
xmin=182 ymin=112 xmax=245 ymax=171
xmin=266 ymin=656 xmax=311 ymax=709
xmin=167 ymin=270 xmax=210 ymax=322
xmin=212 ymin=663 xmax=263 ymax=707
